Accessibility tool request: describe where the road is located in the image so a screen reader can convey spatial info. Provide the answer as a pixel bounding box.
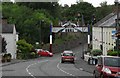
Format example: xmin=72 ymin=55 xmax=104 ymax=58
xmin=2 ymin=45 xmax=94 ymax=78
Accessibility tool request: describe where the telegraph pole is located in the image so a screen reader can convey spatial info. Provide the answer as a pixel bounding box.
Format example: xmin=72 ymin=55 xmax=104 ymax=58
xmin=114 ymin=0 xmax=120 ymax=56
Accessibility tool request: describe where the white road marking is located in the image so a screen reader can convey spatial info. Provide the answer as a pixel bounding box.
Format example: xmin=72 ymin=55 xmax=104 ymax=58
xmin=26 ymin=60 xmax=49 ymax=78
xmin=57 ymin=62 xmax=75 ymax=76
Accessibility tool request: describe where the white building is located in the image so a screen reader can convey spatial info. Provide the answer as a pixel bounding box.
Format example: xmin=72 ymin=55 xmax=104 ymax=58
xmin=1 ymin=18 xmax=18 ymax=59
xmin=92 ymin=13 xmax=119 ymax=56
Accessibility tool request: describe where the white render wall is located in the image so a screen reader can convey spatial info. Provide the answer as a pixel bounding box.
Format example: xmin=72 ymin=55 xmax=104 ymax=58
xmin=2 ymin=33 xmax=17 ymax=59
xmin=2 ymin=26 xmax=17 ymax=59
xmin=92 ymin=27 xmax=116 ymax=56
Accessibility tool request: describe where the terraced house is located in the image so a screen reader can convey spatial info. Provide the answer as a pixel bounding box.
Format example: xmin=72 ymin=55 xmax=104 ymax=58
xmin=92 ymin=12 xmax=120 ymax=56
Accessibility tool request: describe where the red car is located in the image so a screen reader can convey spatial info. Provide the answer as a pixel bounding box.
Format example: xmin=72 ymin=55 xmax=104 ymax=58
xmin=93 ymin=56 xmax=120 ymax=78
xmin=38 ymin=50 xmax=53 ymax=57
xmin=61 ymin=50 xmax=75 ymax=64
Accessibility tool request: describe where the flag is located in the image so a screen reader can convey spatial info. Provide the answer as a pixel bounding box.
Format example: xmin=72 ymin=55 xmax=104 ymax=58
xmin=50 ymin=23 xmax=52 ymax=35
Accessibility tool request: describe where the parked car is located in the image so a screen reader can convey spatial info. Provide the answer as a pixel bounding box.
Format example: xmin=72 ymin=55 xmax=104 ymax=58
xmin=61 ymin=50 xmax=75 ymax=64
xmin=93 ymin=56 xmax=120 ymax=78
xmin=38 ymin=50 xmax=53 ymax=57
xmin=35 ymin=49 xmax=43 ymax=53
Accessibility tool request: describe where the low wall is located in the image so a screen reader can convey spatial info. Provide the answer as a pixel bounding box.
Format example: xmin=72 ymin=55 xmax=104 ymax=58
xmin=84 ymin=54 xmax=91 ymax=62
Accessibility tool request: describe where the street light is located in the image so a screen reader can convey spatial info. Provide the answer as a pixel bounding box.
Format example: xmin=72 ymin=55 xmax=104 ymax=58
xmin=80 ymin=13 xmax=85 ymax=59
xmin=40 ymin=20 xmax=44 ymax=48
xmin=114 ymin=0 xmax=120 ymax=56
xmin=77 ymin=12 xmax=80 ymax=26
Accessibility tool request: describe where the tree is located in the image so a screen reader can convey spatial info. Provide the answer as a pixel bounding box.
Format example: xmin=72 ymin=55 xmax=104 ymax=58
xmin=95 ymin=2 xmax=113 ymax=21
xmin=17 ymin=2 xmax=61 ymax=19
xmin=2 ymin=3 xmax=52 ymax=44
xmin=100 ymin=1 xmax=107 ymax=7
xmin=61 ymin=2 xmax=96 ymax=24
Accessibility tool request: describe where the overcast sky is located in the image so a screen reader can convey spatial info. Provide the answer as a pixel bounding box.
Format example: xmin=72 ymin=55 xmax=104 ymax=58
xmin=58 ymin=0 xmax=115 ymax=7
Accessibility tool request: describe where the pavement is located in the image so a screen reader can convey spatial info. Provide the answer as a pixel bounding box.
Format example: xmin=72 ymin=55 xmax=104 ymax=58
xmin=75 ymin=58 xmax=95 ymax=74
xmin=73 ymin=43 xmax=95 ymax=74
xmin=1 ymin=59 xmax=27 ymax=67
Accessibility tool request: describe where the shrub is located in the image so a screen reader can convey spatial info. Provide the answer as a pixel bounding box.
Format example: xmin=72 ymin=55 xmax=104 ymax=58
xmin=91 ymin=49 xmax=102 ymax=56
xmin=107 ymin=49 xmax=113 ymax=53
xmin=2 ymin=55 xmax=5 ymax=63
xmin=7 ymin=53 xmax=12 ymax=62
xmin=17 ymin=39 xmax=33 ymax=59
xmin=107 ymin=51 xmax=120 ymax=56
xmin=30 ymin=52 xmax=36 ymax=58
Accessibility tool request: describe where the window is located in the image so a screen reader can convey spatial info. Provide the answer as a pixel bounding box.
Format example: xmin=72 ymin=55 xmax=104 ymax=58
xmin=104 ymin=57 xmax=120 ymax=67
xmin=63 ymin=53 xmax=73 ymax=56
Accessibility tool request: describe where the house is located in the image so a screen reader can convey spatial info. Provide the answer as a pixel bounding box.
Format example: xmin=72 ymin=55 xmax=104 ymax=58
xmin=1 ymin=18 xmax=18 ymax=59
xmin=92 ymin=13 xmax=120 ymax=56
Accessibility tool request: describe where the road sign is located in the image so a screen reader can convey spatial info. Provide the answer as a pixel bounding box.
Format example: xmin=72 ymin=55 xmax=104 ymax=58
xmin=112 ymin=30 xmax=117 ymax=39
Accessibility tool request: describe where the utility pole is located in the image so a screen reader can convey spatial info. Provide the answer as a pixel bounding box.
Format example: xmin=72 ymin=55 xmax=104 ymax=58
xmin=81 ymin=14 xmax=85 ymax=59
xmin=114 ymin=0 xmax=120 ymax=56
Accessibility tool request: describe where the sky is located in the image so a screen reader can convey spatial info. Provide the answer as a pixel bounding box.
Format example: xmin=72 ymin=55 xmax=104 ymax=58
xmin=58 ymin=0 xmax=115 ymax=7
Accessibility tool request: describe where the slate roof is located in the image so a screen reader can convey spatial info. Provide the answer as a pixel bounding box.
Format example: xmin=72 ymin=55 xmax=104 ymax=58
xmin=2 ymin=24 xmax=14 ymax=33
xmin=95 ymin=12 xmax=120 ymax=27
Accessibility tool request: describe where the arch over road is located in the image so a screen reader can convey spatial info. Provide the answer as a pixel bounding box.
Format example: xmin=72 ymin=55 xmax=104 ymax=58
xmin=52 ymin=21 xmax=88 ymax=33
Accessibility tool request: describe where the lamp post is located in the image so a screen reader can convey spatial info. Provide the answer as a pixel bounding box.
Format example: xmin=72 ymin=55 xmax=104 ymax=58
xmin=81 ymin=14 xmax=85 ymax=59
xmin=40 ymin=20 xmax=44 ymax=48
xmin=77 ymin=13 xmax=80 ymax=26
xmin=114 ymin=0 xmax=120 ymax=56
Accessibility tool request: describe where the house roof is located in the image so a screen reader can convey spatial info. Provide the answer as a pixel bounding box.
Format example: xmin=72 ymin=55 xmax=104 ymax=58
xmin=95 ymin=12 xmax=120 ymax=27
xmin=2 ymin=24 xmax=14 ymax=33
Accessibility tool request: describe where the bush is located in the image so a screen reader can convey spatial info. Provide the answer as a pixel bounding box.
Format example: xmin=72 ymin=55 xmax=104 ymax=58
xmin=7 ymin=53 xmax=12 ymax=62
xmin=107 ymin=49 xmax=113 ymax=53
xmin=2 ymin=55 xmax=5 ymax=63
xmin=17 ymin=39 xmax=33 ymax=59
xmin=91 ymin=49 xmax=102 ymax=56
xmin=1 ymin=53 xmax=12 ymax=62
xmin=30 ymin=52 xmax=36 ymax=58
xmin=107 ymin=51 xmax=120 ymax=56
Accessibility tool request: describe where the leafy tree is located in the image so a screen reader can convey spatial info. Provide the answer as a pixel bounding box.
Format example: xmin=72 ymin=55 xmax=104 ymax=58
xmin=17 ymin=2 xmax=61 ymax=19
xmin=95 ymin=2 xmax=113 ymax=21
xmin=100 ymin=1 xmax=107 ymax=7
xmin=2 ymin=3 xmax=52 ymax=44
xmin=61 ymin=2 xmax=96 ymax=24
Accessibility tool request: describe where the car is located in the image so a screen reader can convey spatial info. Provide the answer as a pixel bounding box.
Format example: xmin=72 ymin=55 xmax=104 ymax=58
xmin=61 ymin=50 xmax=75 ymax=64
xmin=93 ymin=56 xmax=120 ymax=78
xmin=38 ymin=50 xmax=53 ymax=57
xmin=35 ymin=49 xmax=43 ymax=53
